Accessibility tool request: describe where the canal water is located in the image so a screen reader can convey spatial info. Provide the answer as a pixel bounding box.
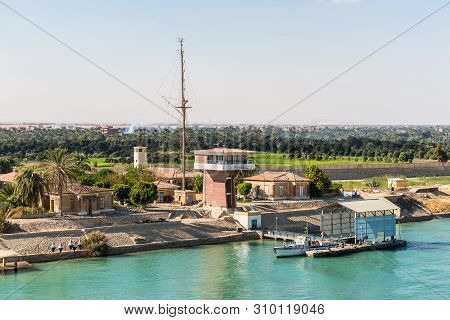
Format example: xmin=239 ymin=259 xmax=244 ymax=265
xmin=1 ymin=219 xmax=449 ymax=299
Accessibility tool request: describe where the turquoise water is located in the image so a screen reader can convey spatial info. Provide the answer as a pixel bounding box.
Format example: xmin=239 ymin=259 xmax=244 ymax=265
xmin=1 ymin=219 xmax=450 ymax=300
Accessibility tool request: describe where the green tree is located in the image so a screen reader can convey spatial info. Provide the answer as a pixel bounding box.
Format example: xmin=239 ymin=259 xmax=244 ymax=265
xmin=435 ymin=144 xmax=448 ymax=163
xmin=42 ymin=149 xmax=78 ymax=215
xmin=113 ymin=184 xmax=131 ymax=205
xmin=72 ymin=152 xmax=91 ymax=171
xmin=304 ymin=164 xmax=332 ymax=197
xmin=14 ymin=168 xmax=46 ymax=212
xmin=129 ymin=181 xmax=157 ymax=205
xmin=192 ymin=175 xmax=203 ymax=193
xmin=0 ymin=156 xmax=16 ymax=174
xmin=237 ymin=182 xmax=253 ymax=197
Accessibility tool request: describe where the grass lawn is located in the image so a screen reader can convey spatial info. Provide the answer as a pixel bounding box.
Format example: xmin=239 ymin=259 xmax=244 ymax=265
xmin=251 ymin=153 xmax=396 ymax=166
xmin=88 ymin=157 xmax=120 ymax=168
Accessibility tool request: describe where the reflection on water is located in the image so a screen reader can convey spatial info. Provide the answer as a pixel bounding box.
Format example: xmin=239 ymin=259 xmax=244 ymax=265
xmin=1 ymin=220 xmax=449 ymax=300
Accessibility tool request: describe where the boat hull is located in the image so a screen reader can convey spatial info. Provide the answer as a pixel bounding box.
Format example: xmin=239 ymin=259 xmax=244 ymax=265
xmin=274 ymin=247 xmax=307 ymax=258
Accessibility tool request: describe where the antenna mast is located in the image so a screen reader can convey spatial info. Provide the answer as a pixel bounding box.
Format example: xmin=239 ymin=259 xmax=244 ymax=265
xmin=177 ymin=38 xmax=189 ymax=191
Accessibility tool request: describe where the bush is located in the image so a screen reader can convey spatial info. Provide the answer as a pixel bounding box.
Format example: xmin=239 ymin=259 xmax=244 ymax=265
xmin=237 ymin=182 xmax=252 ymax=197
xmin=364 ymin=178 xmax=382 ymax=188
xmin=129 ymin=181 xmax=157 ymax=205
xmin=304 ymin=164 xmax=332 ymax=197
xmin=82 ymin=231 xmax=109 ymax=257
xmin=113 ymin=184 xmax=131 ymax=204
xmin=0 ymin=210 xmax=19 ymax=234
xmin=191 ymin=175 xmax=203 ymax=193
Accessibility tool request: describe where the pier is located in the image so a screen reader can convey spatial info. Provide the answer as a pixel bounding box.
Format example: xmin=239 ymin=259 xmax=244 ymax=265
xmin=306 ymin=239 xmax=407 ymax=257
xmin=1 ymin=250 xmax=32 ymax=273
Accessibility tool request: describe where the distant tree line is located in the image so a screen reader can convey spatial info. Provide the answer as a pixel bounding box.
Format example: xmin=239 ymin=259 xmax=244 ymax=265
xmin=0 ymin=126 xmax=448 ymax=164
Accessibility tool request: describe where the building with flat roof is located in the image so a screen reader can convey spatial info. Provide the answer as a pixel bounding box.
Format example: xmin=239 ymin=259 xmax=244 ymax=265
xmin=319 ymin=198 xmax=400 ymax=242
xmin=193 ymin=148 xmax=255 ymax=209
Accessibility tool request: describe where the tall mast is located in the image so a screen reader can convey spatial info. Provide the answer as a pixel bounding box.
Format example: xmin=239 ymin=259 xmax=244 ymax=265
xmin=177 ymin=38 xmax=189 ymax=191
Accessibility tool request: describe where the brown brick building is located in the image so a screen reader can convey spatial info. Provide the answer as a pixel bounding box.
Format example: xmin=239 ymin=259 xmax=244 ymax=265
xmin=193 ymin=148 xmax=255 ymax=209
xmin=44 ymin=183 xmax=114 ymax=215
xmin=244 ymin=171 xmax=310 ymax=200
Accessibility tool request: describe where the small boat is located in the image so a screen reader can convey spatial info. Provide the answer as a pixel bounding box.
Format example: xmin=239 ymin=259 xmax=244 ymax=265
xmin=274 ymin=236 xmax=309 ymax=258
xmin=274 ymin=236 xmax=333 ymax=258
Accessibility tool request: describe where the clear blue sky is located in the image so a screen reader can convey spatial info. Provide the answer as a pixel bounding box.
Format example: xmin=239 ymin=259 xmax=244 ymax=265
xmin=1 ymin=0 xmax=449 ymax=125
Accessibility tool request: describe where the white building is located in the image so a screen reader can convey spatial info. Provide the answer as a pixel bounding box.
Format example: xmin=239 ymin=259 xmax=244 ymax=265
xmin=233 ymin=211 xmax=261 ymax=230
xmin=134 ymin=146 xmax=148 ymax=168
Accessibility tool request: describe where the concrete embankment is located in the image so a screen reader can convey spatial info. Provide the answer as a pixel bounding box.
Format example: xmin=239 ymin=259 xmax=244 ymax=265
xmin=17 ymin=231 xmax=259 ymax=264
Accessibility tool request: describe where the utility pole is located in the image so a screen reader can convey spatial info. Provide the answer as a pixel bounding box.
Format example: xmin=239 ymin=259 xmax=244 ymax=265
xmin=176 ymin=38 xmax=189 ymax=191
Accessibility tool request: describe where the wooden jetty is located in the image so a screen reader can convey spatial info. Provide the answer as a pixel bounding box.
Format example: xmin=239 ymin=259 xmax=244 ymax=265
xmin=1 ymin=260 xmax=32 ymax=272
xmin=306 ymin=239 xmax=407 ymax=258
xmin=1 ymin=249 xmax=32 ymax=273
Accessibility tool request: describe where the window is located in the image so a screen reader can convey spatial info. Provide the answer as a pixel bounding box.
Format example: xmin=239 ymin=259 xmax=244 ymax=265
xmin=99 ymin=197 xmax=105 ymax=209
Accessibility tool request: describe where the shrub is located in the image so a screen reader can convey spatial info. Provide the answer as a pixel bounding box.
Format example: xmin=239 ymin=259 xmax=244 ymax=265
xmin=129 ymin=181 xmax=157 ymax=205
xmin=113 ymin=184 xmax=131 ymax=204
xmin=364 ymin=178 xmax=382 ymax=188
xmin=191 ymin=175 xmax=203 ymax=193
xmin=237 ymin=182 xmax=252 ymax=197
xmin=304 ymin=164 xmax=332 ymax=197
xmin=82 ymin=231 xmax=109 ymax=257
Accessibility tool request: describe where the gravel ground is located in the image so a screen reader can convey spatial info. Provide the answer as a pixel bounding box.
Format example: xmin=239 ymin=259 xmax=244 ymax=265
xmin=2 ymin=218 xmax=239 ymax=255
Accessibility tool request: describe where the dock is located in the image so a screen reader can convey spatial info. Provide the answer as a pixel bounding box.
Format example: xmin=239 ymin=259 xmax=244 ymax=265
xmin=1 ymin=249 xmax=32 ymax=273
xmin=306 ymin=239 xmax=407 ymax=257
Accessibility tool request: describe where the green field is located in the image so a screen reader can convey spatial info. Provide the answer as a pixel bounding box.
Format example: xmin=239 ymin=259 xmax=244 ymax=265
xmin=251 ymin=153 xmax=395 ymax=167
xmin=88 ymin=157 xmax=121 ymax=168
xmin=338 ymin=176 xmax=450 ymax=190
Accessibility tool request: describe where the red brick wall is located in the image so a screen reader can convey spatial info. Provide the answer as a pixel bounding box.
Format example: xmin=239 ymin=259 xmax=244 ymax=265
xmin=195 ymin=155 xmax=207 ymax=164
xmin=204 ymin=170 xmax=235 ymax=208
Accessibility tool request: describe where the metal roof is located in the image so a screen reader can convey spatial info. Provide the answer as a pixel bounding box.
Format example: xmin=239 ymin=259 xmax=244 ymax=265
xmin=339 ymin=198 xmax=399 ymax=213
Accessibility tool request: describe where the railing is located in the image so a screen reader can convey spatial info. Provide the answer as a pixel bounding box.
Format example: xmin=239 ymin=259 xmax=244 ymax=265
xmin=194 ymin=162 xmax=255 ymax=171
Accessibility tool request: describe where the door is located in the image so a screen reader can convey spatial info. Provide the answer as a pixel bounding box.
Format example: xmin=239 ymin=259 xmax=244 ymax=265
xmin=264 ymin=185 xmax=270 ymax=197
xmin=88 ymin=200 xmax=92 ymax=215
xmin=251 ymin=219 xmax=258 ymax=229
xmin=159 ymin=192 xmax=164 ymax=202
xmin=298 ymin=185 xmax=304 ymax=197
xmin=188 ymin=195 xmax=193 ymax=205
xmin=279 ymin=185 xmax=285 ymax=197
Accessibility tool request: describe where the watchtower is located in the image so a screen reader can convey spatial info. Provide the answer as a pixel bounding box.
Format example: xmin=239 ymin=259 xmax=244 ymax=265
xmin=133 ymin=146 xmax=148 ymax=168
xmin=193 ymin=148 xmax=255 ymax=209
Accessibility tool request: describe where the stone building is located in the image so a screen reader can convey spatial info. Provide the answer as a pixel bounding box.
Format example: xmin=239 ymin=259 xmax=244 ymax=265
xmin=44 ymin=183 xmax=114 ymax=215
xmin=154 ymin=180 xmax=180 ymax=203
xmin=244 ymin=171 xmax=310 ymax=200
xmin=146 ymin=166 xmax=200 ymax=187
xmin=0 ymin=171 xmax=18 ymax=187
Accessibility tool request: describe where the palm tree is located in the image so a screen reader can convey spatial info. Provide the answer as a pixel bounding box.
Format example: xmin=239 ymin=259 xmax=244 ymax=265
xmin=14 ymin=168 xmax=46 ymax=213
xmin=0 ymin=184 xmax=18 ymax=219
xmin=0 ymin=183 xmax=16 ymax=203
xmin=42 ymin=149 xmax=78 ymax=216
xmin=72 ymin=151 xmax=91 ymax=171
